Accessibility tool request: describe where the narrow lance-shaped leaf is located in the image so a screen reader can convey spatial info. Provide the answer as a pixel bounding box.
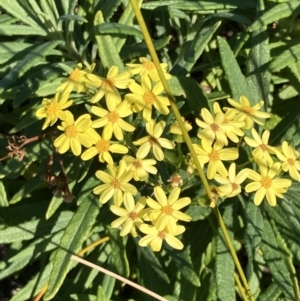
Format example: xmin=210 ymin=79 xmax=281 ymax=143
xmin=97 ymin=23 xmax=144 ymax=40
xmin=0 ymin=181 xmax=9 ymax=207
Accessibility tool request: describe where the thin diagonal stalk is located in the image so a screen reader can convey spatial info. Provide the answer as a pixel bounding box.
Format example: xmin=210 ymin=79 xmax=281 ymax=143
xmin=129 ymin=1 xmax=254 ymax=300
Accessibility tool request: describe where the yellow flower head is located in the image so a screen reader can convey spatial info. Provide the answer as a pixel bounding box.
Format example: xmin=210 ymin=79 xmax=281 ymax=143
xmin=81 ymin=127 xmax=128 ymax=164
xmin=123 ymin=152 xmax=157 ymax=182
xmin=193 ymin=139 xmax=239 ymax=179
xmin=125 ymin=77 xmax=170 ymax=122
xmin=139 ymin=223 xmax=185 ymax=252
xmin=54 ymin=111 xmax=93 ymax=156
xmin=214 ymin=163 xmax=248 ymax=198
xmin=145 ymin=186 xmax=191 ymax=235
xmin=110 ymin=194 xmax=146 ymax=237
xmin=244 ymin=128 xmax=275 ymax=167
xmin=56 ymin=63 xmax=95 ymax=96
xmin=36 ymin=93 xmax=72 ymax=130
xmin=276 ymin=141 xmax=300 ymax=182
xmin=224 ymin=96 xmax=271 ymax=129
xmin=93 ymin=160 xmax=137 ymax=206
xmin=86 ymin=66 xmax=133 ymax=109
xmin=133 ymin=119 xmax=175 ymax=161
xmin=170 ymin=117 xmax=192 ymax=135
xmin=91 ymin=100 xmax=135 ymax=141
xmin=245 ymin=162 xmax=292 ymax=206
xmin=126 ymin=57 xmax=171 ymax=82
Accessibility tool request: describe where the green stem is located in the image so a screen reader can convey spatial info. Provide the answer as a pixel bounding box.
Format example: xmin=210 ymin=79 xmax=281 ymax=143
xmin=129 ymin=1 xmax=255 ymax=300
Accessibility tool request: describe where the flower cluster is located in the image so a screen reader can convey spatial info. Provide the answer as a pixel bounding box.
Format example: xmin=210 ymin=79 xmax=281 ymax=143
xmin=36 ymin=57 xmax=299 ymax=251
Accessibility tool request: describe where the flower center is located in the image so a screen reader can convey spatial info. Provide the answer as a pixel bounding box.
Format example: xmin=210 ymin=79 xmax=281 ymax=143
xmin=288 ymin=158 xmax=295 ymax=166
xmin=69 ymin=69 xmax=81 ymax=81
xmin=260 ymin=144 xmax=267 ymax=151
xmin=232 ymin=183 xmax=239 ymax=190
xmin=65 ymin=125 xmax=78 ymax=138
xmin=103 ymin=78 xmax=115 ymax=89
xmin=149 ymin=136 xmax=158 ymax=145
xmin=242 ymin=106 xmax=254 ymax=114
xmin=210 ymin=123 xmax=219 ymax=132
xmin=158 ymin=230 xmax=166 ymax=240
xmin=111 ymin=179 xmax=120 ymax=189
xmin=143 ymin=61 xmax=155 ymax=71
xmin=133 ymin=160 xmax=142 ymax=169
xmin=46 ymin=102 xmax=60 ymax=116
xmin=95 ymin=139 xmax=110 ymax=152
xmin=162 ymin=205 xmax=173 ymax=215
xmin=129 ymin=211 xmax=137 ymax=221
xmin=107 ymin=111 xmax=119 ymax=123
xmin=209 ymin=150 xmax=219 ymax=161
xmin=143 ymin=91 xmax=155 ymax=105
xmin=260 ymin=176 xmax=272 ymax=188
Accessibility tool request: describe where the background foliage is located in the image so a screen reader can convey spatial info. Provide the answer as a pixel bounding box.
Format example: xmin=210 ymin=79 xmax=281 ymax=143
xmin=0 ymin=0 xmax=300 ymax=300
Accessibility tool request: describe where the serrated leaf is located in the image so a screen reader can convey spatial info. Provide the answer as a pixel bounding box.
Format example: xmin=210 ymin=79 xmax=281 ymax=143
xmin=0 ymin=24 xmax=47 ymax=36
xmin=215 ymin=205 xmax=235 ymax=301
xmin=97 ymin=23 xmax=144 ymax=40
xmin=0 ymin=181 xmax=8 ymax=207
xmin=44 ymin=196 xmax=100 ymax=300
xmin=10 ymin=262 xmax=52 ymax=301
xmin=261 ymin=218 xmax=295 ymax=300
xmin=217 ymin=36 xmax=251 ymax=103
xmin=257 ymin=282 xmax=282 ymax=301
xmin=185 ymin=204 xmax=212 ymax=221
xmin=249 ymin=1 xmax=300 ymax=32
xmin=172 ymin=20 xmax=221 ymax=76
xmin=107 ymin=227 xmax=129 ymax=277
xmin=0 ymin=211 xmax=73 ymax=243
xmin=94 ymin=11 xmax=124 ymax=72
xmin=59 ymin=15 xmax=88 ymax=23
xmin=270 ymin=44 xmax=300 ymax=72
xmin=0 ymin=41 xmax=61 ymax=93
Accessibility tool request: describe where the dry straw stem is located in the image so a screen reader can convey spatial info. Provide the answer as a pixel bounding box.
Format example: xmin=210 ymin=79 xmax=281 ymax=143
xmin=128 ymin=1 xmax=254 ymax=300
xmin=71 ymin=255 xmax=169 ymax=301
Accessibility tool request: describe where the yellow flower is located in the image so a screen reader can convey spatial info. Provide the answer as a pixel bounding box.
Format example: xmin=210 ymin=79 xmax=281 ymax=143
xmin=139 ymin=223 xmax=185 ymax=252
xmin=36 ymin=93 xmax=72 ymax=130
xmin=54 ymin=111 xmax=93 ymax=156
xmin=245 ymin=162 xmax=292 ymax=206
xmin=56 ymin=63 xmax=95 ymax=96
xmin=193 ymin=139 xmax=239 ymax=179
xmin=145 ymin=186 xmax=191 ymax=235
xmin=214 ymin=163 xmax=248 ymax=198
xmin=224 ymin=96 xmax=271 ymax=129
xmin=244 ymin=128 xmax=275 ymax=167
xmin=93 ymin=160 xmax=138 ymax=206
xmin=196 ymin=108 xmax=236 ymax=146
xmin=81 ymin=127 xmax=128 ymax=164
xmin=170 ymin=117 xmax=192 ymax=135
xmin=126 ymin=57 xmax=171 ymax=82
xmin=85 ymin=66 xmax=133 ymax=108
xmin=91 ymin=100 xmax=135 ymax=141
xmin=125 ymin=77 xmax=170 ymax=122
xmin=133 ymin=119 xmax=175 ymax=161
xmin=110 ymin=194 xmax=146 ymax=237
xmin=276 ymin=141 xmax=300 ymax=182
xmin=123 ymin=153 xmax=157 ymax=181
xmin=212 ymin=102 xmax=245 ymax=143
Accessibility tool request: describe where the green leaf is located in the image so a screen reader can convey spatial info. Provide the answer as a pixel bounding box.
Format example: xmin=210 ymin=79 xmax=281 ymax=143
xmin=0 ymin=181 xmax=9 ymax=207
xmin=249 ymin=1 xmax=300 ymax=32
xmin=96 ymin=286 xmax=109 ymax=301
xmin=215 ymin=205 xmax=235 ymax=301
xmin=107 ymin=227 xmax=129 ymax=277
xmin=269 ymin=44 xmax=300 ymax=72
xmin=0 ymin=41 xmax=61 ymax=93
xmin=0 ymin=24 xmax=47 ymax=36
xmin=94 ymin=0 xmax=122 ymax=22
xmin=94 ymin=11 xmax=124 ymax=72
xmin=217 ymin=36 xmax=251 ymax=103
xmin=171 ymin=20 xmax=221 ymax=76
xmin=258 ymin=282 xmax=282 ymax=301
xmin=97 ymin=23 xmax=144 ymax=39
xmin=261 ymin=218 xmax=295 ymax=300
xmin=0 ymin=211 xmax=73 ymax=243
xmin=0 ymin=0 xmax=41 ymax=28
xmin=185 ymin=204 xmax=212 ymax=221
xmin=168 ymin=246 xmax=200 ymax=287
xmin=10 ymin=262 xmax=53 ymax=301
xmin=0 ymin=41 xmax=33 ymax=65
xmin=168 ymin=76 xmax=209 ymax=112
xmin=44 ymin=196 xmax=100 ymax=300
xmin=59 ymin=15 xmax=88 ymax=23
